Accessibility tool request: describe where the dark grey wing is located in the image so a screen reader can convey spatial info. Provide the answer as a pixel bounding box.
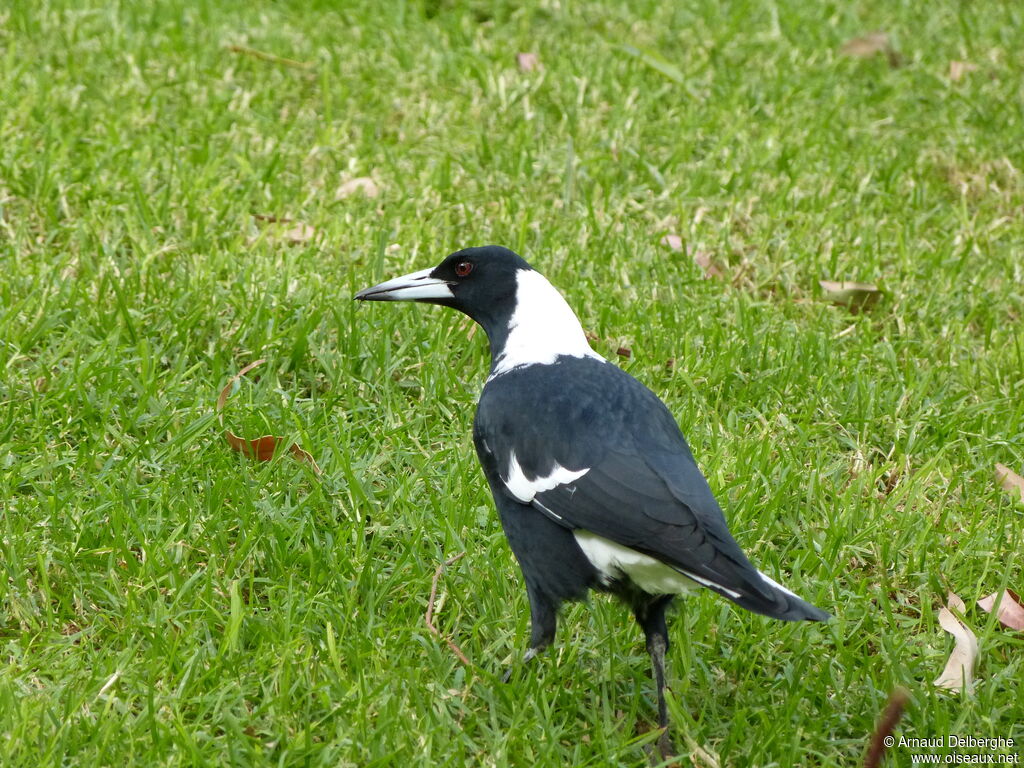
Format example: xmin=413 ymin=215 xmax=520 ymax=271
xmin=475 ymin=357 xmax=829 ymax=621
xmin=532 ymin=444 xmax=774 ymax=604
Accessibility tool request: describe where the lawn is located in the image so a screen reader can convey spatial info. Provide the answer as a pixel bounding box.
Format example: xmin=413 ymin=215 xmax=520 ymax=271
xmin=1 ymin=0 xmax=1023 ymax=765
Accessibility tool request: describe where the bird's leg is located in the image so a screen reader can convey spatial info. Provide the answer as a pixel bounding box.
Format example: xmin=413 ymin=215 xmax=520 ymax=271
xmin=634 ymin=595 xmax=675 ymax=760
xmin=648 ymin=631 xmax=672 ymax=758
xmin=503 ymin=583 xmax=557 ymax=683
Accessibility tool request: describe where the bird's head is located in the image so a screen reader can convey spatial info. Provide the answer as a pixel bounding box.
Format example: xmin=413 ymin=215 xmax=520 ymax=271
xmin=356 ymin=244 xmax=596 ymax=374
xmin=354 ymin=245 xmax=530 ymax=328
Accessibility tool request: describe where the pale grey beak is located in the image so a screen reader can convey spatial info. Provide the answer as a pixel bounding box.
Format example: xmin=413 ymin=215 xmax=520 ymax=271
xmin=354 ymin=266 xmax=454 ymax=302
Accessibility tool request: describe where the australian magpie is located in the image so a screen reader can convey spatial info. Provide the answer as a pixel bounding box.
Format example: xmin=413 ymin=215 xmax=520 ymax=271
xmin=355 ymin=245 xmax=829 ymax=753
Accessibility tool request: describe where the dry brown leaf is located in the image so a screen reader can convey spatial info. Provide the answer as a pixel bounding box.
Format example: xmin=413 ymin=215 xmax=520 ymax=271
xmin=994 ymin=463 xmax=1024 ymax=502
xmin=217 ymin=359 xmax=321 ymax=474
xmin=839 ymin=32 xmax=889 ymax=57
xmin=693 ymin=250 xmax=725 ymax=280
xmin=977 ymin=589 xmax=1024 ymax=631
xmin=933 ymin=592 xmax=978 ymax=692
xmin=948 ymin=60 xmax=978 ymax=82
xmin=281 ymin=222 xmax=316 ymax=244
xmin=661 ymin=235 xmax=726 ymax=279
xmin=223 ymin=432 xmax=320 ymax=467
xmin=616 ymin=345 xmax=632 ymax=359
xmin=819 ymin=280 xmax=882 ymax=311
xmin=336 ymin=177 xmax=380 ymax=199
xmin=660 ymin=234 xmax=683 ymax=252
xmin=516 ymin=52 xmax=540 ymax=72
xmin=839 ymin=32 xmax=900 ymax=67
xmin=252 ymin=215 xmax=317 ymax=245
xmin=34 ymin=376 xmax=48 ymax=393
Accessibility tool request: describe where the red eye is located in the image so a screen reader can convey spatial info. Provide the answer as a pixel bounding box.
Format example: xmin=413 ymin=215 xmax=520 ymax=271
xmin=455 ymin=261 xmax=473 ymax=277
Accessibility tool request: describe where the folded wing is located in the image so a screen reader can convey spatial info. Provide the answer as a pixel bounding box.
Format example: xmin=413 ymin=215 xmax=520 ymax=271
xmin=477 ymin=358 xmax=829 ymax=622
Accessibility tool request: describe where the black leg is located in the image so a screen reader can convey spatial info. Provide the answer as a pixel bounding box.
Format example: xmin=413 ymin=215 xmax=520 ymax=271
xmin=504 ymin=582 xmax=558 ymax=683
xmin=633 ymin=595 xmax=675 ymax=760
xmin=648 ymin=632 xmax=672 ymax=759
xmin=527 ymin=582 xmax=558 ymax=655
xmin=489 ymin=490 xmax=595 ymax=683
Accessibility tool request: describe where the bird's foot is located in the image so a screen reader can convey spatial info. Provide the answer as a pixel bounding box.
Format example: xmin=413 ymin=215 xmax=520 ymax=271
xmin=642 ymin=729 xmax=677 ymax=767
xmin=656 ymin=728 xmax=675 ymax=762
xmin=501 ymin=646 xmax=541 ymax=683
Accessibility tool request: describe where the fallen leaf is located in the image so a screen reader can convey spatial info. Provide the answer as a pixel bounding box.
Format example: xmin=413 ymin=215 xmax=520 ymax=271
xmin=34 ymin=376 xmax=48 ymax=393
xmin=839 ymin=32 xmax=889 ymax=57
xmin=994 ymin=463 xmax=1024 ymax=502
xmin=948 ymin=60 xmax=978 ymax=82
xmin=223 ymin=432 xmax=320 ymax=468
xmin=516 ymin=52 xmax=540 ymax=72
xmin=217 ymin=359 xmax=321 ymax=474
xmin=660 ymin=234 xmax=683 ymax=252
xmin=839 ymin=32 xmax=901 ymax=67
xmin=977 ymin=589 xmax=1024 ymax=631
xmin=661 ymin=235 xmax=725 ymax=279
xmin=252 ymin=215 xmax=317 ymax=245
xmin=819 ymin=280 xmax=882 ymax=311
xmin=281 ymin=222 xmax=316 ymax=244
xmin=336 ymin=177 xmax=379 ymax=199
xmin=933 ymin=592 xmax=978 ymax=692
xmin=616 ymin=345 xmax=632 ymax=359
xmin=693 ymin=250 xmax=725 ymax=280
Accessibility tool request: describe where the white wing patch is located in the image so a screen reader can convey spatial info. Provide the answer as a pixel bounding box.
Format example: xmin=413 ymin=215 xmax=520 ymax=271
xmin=504 ymin=451 xmax=590 ymax=503
xmin=489 ymin=269 xmax=604 ymax=380
xmin=574 ymin=531 xmax=741 ymax=598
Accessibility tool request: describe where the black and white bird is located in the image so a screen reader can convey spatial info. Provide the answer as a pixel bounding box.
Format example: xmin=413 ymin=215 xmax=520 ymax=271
xmin=355 ymin=245 xmax=829 ymax=751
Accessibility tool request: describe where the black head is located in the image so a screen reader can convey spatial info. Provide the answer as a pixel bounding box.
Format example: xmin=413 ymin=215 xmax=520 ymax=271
xmin=355 ymin=245 xmax=533 ymax=331
xmin=357 ymin=245 xmax=599 ymax=375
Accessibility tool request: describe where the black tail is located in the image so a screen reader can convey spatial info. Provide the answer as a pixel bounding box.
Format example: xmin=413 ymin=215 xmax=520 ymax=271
xmin=724 ymin=570 xmax=831 ymax=622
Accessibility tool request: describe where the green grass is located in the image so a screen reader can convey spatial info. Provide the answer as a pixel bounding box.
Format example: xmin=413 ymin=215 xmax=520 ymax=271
xmin=2 ymin=0 xmax=1023 ymax=765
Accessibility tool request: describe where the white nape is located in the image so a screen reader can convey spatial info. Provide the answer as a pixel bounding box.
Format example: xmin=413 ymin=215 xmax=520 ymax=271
xmin=574 ymin=531 xmax=741 ymax=598
xmin=504 ymin=451 xmax=590 ymax=503
xmin=489 ymin=268 xmax=604 ymax=379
